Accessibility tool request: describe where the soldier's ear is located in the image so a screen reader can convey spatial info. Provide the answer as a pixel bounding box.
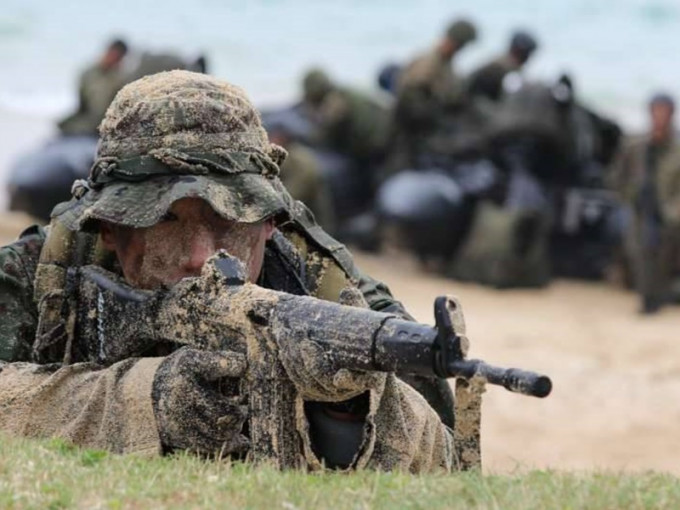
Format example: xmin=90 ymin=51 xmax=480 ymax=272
xmin=99 ymin=222 xmax=117 ymax=251
xmin=264 ymin=219 xmax=275 ymax=240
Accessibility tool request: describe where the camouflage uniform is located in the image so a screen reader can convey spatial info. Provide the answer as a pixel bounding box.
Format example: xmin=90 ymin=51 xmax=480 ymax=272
xmin=0 ymin=71 xmax=454 ymax=471
xmin=58 ymin=64 xmax=126 ymax=136
xmin=610 ymin=135 xmax=680 ymax=308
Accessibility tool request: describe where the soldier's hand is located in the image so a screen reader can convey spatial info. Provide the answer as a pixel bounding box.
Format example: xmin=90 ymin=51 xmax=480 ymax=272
xmin=152 ymin=347 xmax=249 ymax=457
xmin=278 ymin=339 xmax=385 ymax=402
xmin=276 ymin=286 xmax=385 ymax=402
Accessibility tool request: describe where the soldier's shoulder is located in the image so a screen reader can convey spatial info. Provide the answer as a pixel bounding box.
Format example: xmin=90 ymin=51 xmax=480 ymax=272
xmin=471 ymin=57 xmax=506 ymax=78
xmin=0 ymin=225 xmax=45 ymax=290
xmin=281 ymin=204 xmax=350 ymax=264
xmin=80 ymin=64 xmax=103 ymax=81
xmin=320 ymin=90 xmax=352 ymax=122
xmin=0 ymin=225 xmax=46 ymax=266
xmin=659 ymin=140 xmax=680 ymax=169
xmin=274 ymin=222 xmax=351 ymax=303
xmin=669 ymin=133 xmax=680 ymax=150
xmin=400 ymin=50 xmax=441 ymax=85
xmin=278 ymin=213 xmax=408 ymax=315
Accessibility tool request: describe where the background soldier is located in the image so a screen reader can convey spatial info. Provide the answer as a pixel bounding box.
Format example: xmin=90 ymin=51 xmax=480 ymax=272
xmin=389 ymin=19 xmax=478 ymax=170
xmin=610 ymin=93 xmax=680 ymax=313
xmin=468 ymin=30 xmax=538 ymax=103
xmin=57 ymin=39 xmax=129 ymax=136
xmin=0 ymin=71 xmax=455 ymax=471
xmin=301 ymin=68 xmax=389 ymax=169
xmin=300 ymin=68 xmax=391 ymax=222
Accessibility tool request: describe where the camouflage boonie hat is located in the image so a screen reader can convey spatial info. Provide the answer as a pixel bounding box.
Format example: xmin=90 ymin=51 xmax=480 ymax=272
xmin=52 ymin=70 xmax=289 ymax=231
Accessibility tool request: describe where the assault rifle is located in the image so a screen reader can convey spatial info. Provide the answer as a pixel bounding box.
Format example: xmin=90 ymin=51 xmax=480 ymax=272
xmin=74 ymin=252 xmax=552 ymax=468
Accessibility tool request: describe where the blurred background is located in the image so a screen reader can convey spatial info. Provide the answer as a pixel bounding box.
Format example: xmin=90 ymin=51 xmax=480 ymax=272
xmin=2 ymin=0 xmax=679 ymax=124
xmin=1 ymin=0 xmax=679 ymax=474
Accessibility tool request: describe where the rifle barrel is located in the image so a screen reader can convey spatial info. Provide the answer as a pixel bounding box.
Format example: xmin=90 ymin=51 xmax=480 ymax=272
xmin=447 ymin=359 xmax=552 ymax=398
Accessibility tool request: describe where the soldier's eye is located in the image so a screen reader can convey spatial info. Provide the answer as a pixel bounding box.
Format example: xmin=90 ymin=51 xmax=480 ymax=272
xmin=207 ymin=209 xmax=234 ymax=228
xmin=160 ymin=211 xmax=179 ymax=222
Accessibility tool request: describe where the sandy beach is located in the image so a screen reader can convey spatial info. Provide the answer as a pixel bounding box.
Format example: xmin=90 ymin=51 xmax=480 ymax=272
xmin=356 ymin=251 xmax=680 ymax=475
xmin=0 ymin=110 xmax=678 ymax=476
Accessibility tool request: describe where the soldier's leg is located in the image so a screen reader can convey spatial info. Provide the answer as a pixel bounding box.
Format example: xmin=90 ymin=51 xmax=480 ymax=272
xmin=627 ymin=219 xmax=661 ymax=313
xmin=635 ymin=244 xmax=661 ymax=313
xmin=655 ymin=225 xmax=680 ymax=306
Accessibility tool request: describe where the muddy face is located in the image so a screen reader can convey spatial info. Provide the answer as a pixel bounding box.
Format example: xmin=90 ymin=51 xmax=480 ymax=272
xmin=101 ymin=197 xmax=274 ymax=289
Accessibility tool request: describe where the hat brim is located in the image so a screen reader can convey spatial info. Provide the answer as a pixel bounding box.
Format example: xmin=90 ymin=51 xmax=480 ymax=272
xmin=52 ymin=173 xmax=287 ymax=231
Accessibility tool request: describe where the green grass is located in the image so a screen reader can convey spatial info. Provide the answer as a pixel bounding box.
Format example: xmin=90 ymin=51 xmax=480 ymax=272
xmin=0 ymin=436 xmax=677 ymax=509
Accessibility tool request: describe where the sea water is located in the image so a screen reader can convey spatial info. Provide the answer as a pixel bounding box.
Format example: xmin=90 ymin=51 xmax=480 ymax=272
xmin=1 ymin=0 xmax=679 ymax=129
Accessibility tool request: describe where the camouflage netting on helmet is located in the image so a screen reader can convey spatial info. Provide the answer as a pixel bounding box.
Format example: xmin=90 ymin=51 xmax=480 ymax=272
xmin=97 ymin=70 xmax=285 ymax=162
xmin=52 ymin=70 xmax=291 ymax=230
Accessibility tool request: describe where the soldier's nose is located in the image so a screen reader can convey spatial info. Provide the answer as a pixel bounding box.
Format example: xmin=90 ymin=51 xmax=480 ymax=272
xmin=182 ymin=229 xmax=216 ymax=274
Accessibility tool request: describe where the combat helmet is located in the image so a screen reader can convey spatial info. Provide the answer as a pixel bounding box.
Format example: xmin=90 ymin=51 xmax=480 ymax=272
xmin=509 ymin=30 xmax=538 ymax=61
xmin=445 ymin=19 xmax=477 ymax=48
xmin=302 ymin=68 xmax=333 ymax=106
xmin=52 ymin=70 xmax=290 ymax=231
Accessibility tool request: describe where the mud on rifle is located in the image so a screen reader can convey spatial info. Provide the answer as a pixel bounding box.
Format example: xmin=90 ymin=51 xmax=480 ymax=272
xmin=73 ymin=252 xmax=552 ymax=469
